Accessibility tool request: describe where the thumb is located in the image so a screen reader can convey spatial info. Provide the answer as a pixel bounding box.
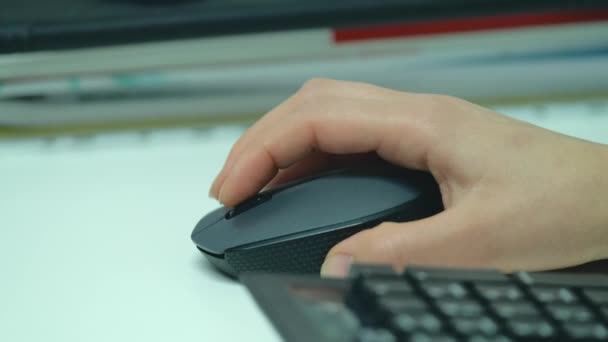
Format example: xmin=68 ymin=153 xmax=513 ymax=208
xmin=320 ymin=207 xmax=495 ymax=277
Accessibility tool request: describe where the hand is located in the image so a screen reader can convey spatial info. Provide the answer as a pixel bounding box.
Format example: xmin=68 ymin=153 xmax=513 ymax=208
xmin=209 ymin=79 xmax=608 ymax=277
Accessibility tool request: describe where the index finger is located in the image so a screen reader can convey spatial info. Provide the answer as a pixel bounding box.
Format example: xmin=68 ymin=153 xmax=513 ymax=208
xmin=211 ymin=79 xmax=409 ymax=198
xmin=217 ymin=93 xmax=436 ymax=206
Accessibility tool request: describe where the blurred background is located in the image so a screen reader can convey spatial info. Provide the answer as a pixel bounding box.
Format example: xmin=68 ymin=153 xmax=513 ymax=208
xmin=1 ymin=0 xmax=608 ymax=135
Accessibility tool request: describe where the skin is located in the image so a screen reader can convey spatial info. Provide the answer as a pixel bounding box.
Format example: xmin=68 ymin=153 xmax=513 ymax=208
xmin=209 ymin=78 xmax=608 ymax=277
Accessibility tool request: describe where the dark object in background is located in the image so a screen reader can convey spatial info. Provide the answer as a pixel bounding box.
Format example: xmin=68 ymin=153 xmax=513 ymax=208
xmin=111 ymin=0 xmax=196 ymax=4
xmin=243 ymin=264 xmax=608 ymax=341
xmin=2 ymin=0 xmax=608 ymax=53
xmin=191 ymin=168 xmax=443 ymax=278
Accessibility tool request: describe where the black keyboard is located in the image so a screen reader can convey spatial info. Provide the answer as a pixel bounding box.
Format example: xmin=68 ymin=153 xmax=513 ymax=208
xmin=242 ymin=264 xmax=608 ymax=342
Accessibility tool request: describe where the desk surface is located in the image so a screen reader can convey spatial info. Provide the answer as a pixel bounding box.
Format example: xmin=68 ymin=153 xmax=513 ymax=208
xmin=0 ymin=98 xmax=607 ymax=341
xmin=0 ymin=126 xmax=281 ymax=342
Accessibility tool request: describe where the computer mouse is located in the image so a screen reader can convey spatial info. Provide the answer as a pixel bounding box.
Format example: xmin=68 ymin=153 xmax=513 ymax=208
xmin=191 ymin=167 xmax=444 ymax=278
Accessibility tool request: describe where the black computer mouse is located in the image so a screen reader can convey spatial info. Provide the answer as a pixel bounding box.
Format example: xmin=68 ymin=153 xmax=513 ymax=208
xmin=191 ymin=167 xmax=444 ymax=278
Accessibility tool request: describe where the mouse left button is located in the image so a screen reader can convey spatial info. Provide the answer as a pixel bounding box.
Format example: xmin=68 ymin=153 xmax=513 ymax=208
xmin=191 ymin=207 xmax=230 ymax=239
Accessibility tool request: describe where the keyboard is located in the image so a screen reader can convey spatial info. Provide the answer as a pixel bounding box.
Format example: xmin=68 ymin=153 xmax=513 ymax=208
xmin=242 ymin=264 xmax=608 ymax=342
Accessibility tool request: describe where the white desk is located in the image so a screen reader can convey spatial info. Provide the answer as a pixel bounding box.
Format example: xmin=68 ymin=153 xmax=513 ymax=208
xmin=0 ymin=127 xmax=280 ymax=342
xmin=0 ymin=98 xmax=607 ymax=342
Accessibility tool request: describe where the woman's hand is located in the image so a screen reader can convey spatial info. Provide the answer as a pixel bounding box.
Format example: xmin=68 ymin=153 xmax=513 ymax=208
xmin=209 ymin=79 xmax=608 ymax=277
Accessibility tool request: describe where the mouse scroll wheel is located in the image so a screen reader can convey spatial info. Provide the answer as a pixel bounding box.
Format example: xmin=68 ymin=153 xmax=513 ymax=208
xmin=225 ymin=193 xmax=272 ymax=219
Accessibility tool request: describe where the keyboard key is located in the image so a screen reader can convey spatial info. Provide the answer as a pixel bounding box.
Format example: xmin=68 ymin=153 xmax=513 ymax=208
xmin=515 ymin=272 xmax=608 ymax=287
xmin=547 ymin=304 xmax=595 ymax=322
xmin=506 ymin=318 xmax=555 ymax=338
xmin=408 ymin=266 xmax=508 ymax=282
xmin=423 ymin=281 xmax=469 ymax=299
xmin=452 ymin=317 xmax=499 ymax=336
xmin=438 ymin=299 xmax=484 ymax=317
xmin=475 ymin=283 xmax=524 ymax=301
xmin=350 ymin=264 xmax=398 ymax=278
xmin=411 ymin=312 xmax=443 ymax=332
xmin=492 ymin=302 xmax=540 ymax=318
xmin=530 ymin=286 xmax=578 ymax=304
xmin=356 ymin=328 xmax=397 ymax=342
xmin=391 ymin=312 xmax=443 ymax=334
xmin=362 ymin=277 xmax=413 ymax=297
xmin=409 ymin=333 xmax=458 ymax=342
xmin=583 ymin=288 xmax=608 ymax=306
xmin=467 ymin=336 xmax=512 ymax=342
xmin=349 ymin=277 xmax=406 ymax=306
xmin=564 ymin=322 xmax=608 ymax=339
xmin=378 ymin=296 xmax=428 ymax=314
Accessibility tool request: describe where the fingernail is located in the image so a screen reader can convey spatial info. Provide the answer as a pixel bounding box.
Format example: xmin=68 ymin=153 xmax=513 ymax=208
xmin=217 ymin=166 xmax=236 ymax=204
xmin=320 ymin=254 xmax=353 ymax=278
xmin=208 ymin=188 xmax=216 ymax=199
xmin=217 ymin=183 xmax=228 ymax=205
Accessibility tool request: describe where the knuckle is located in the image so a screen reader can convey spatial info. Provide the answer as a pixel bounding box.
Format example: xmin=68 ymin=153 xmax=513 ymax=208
xmin=412 ymin=93 xmax=463 ymax=133
xmin=288 ymin=97 xmax=328 ymax=132
xmin=301 ymin=77 xmax=332 ymax=89
xmin=419 ymin=93 xmax=463 ymax=110
xmin=297 ymin=78 xmax=334 ymax=100
xmin=415 ymin=94 xmax=449 ymax=117
xmin=361 ymin=223 xmax=404 ymax=262
xmin=289 ymin=107 xmax=318 ymax=129
xmin=431 ymin=93 xmax=460 ymax=103
xmin=363 ymin=230 xmax=387 ymax=256
xmin=229 ymin=129 xmax=252 ymax=154
xmin=423 ymin=93 xmax=461 ymax=105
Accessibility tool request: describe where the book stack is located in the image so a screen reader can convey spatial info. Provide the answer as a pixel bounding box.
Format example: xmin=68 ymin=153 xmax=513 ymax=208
xmin=1 ymin=0 xmax=607 ymax=129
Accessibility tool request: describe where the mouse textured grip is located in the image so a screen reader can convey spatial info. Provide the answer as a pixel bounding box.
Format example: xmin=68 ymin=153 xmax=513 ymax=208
xmin=224 ymin=206 xmax=425 ymax=275
xmin=226 ymin=223 xmax=374 ymax=275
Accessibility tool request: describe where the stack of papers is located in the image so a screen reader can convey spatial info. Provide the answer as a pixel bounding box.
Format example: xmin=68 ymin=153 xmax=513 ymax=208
xmin=2 ymin=16 xmax=608 ymax=128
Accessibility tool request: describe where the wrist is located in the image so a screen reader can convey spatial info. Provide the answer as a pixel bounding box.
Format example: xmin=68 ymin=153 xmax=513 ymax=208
xmin=592 ymin=143 xmax=608 ymax=260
